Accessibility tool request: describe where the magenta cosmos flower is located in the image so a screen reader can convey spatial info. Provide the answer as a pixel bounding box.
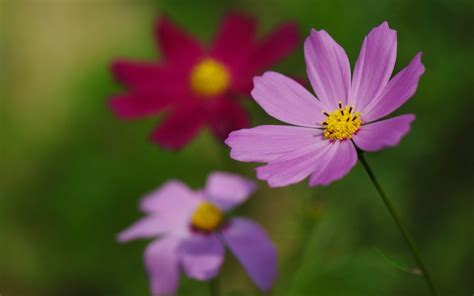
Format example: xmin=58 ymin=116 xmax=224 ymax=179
xmin=117 ymin=172 xmax=277 ymax=295
xmin=226 ymin=22 xmax=425 ymax=187
xmin=110 ymin=14 xmax=298 ymax=150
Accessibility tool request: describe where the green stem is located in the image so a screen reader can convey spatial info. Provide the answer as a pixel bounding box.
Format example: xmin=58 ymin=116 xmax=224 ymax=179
xmin=358 ymin=152 xmax=438 ymax=296
xmin=210 ymin=277 xmax=220 ymax=296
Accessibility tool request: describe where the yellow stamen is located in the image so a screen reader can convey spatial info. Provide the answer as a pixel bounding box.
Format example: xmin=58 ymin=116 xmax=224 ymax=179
xmin=322 ymin=103 xmax=363 ymax=141
xmin=191 ymin=202 xmax=223 ymax=232
xmin=190 ymin=58 xmax=230 ymax=97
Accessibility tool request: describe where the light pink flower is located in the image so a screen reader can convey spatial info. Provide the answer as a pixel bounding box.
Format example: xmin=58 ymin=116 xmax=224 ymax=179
xmin=226 ymin=22 xmax=425 ymax=187
xmin=118 ymin=172 xmax=277 ymax=295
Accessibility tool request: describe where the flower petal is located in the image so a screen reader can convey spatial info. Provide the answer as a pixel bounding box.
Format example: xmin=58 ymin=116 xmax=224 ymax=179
xmin=350 ymin=22 xmax=397 ymax=111
xmin=210 ymin=13 xmax=256 ymax=66
xmin=249 ymin=22 xmax=299 ymax=71
xmin=111 ymin=60 xmax=185 ymax=89
xmin=217 ymin=19 xmax=298 ymax=95
xmin=109 ymin=92 xmax=174 ymax=119
xmin=256 ymin=137 xmax=332 ymax=187
xmin=352 ymin=114 xmax=415 ymax=152
xmin=178 ymin=234 xmax=224 ymax=280
xmin=150 ymin=103 xmax=206 ymax=150
xmin=155 ymin=16 xmax=204 ymax=68
xmin=204 ymin=172 xmax=256 ymax=211
xmin=117 ymin=216 xmax=165 ymax=242
xmin=144 ymin=237 xmax=180 ymax=296
xmin=251 ymin=71 xmax=326 ymax=127
xmin=304 ymin=29 xmax=351 ymax=109
xmin=119 ymin=181 xmax=201 ymax=242
xmin=140 ymin=180 xmax=199 ymax=214
xmin=226 ymin=125 xmax=322 ymax=163
xmin=361 ymin=53 xmax=425 ymax=121
xmin=207 ymin=98 xmax=250 ymax=141
xmin=309 ymin=140 xmax=357 ymax=187
xmin=222 ymin=218 xmax=277 ymax=291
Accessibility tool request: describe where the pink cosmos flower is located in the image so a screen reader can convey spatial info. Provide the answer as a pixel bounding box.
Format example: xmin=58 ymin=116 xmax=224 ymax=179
xmin=117 ymin=172 xmax=277 ymax=295
xmin=226 ymin=22 xmax=425 ymax=187
xmin=110 ymin=14 xmax=298 ymax=150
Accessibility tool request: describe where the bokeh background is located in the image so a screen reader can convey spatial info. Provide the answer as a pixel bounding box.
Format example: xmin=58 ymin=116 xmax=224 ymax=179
xmin=2 ymin=0 xmax=474 ymax=295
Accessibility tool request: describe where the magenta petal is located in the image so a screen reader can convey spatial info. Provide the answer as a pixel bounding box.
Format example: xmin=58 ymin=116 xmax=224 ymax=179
xmin=309 ymin=140 xmax=357 ymax=187
xmin=226 ymin=125 xmax=322 ymax=163
xmin=111 ymin=60 xmax=185 ymax=89
xmin=252 ymin=72 xmax=326 ymax=127
xmin=178 ymin=234 xmax=224 ymax=280
xmin=155 ymin=17 xmax=204 ymax=68
xmin=150 ymin=104 xmax=206 ymax=150
xmin=304 ymin=29 xmax=351 ymax=109
xmin=350 ymin=22 xmax=397 ymax=111
xmin=144 ymin=237 xmax=180 ymax=296
xmin=210 ymin=13 xmax=256 ymax=66
xmin=250 ymin=22 xmax=299 ymax=71
xmin=352 ymin=114 xmax=415 ymax=152
xmin=226 ymin=21 xmax=298 ymax=94
xmin=256 ymin=138 xmax=332 ymax=187
xmin=362 ymin=53 xmax=425 ymax=121
xmin=207 ymin=98 xmax=250 ymax=142
xmin=204 ymin=172 xmax=256 ymax=211
xmin=117 ymin=216 xmax=164 ymax=242
xmin=109 ymin=93 xmax=173 ymax=119
xmin=222 ymin=218 xmax=277 ymax=291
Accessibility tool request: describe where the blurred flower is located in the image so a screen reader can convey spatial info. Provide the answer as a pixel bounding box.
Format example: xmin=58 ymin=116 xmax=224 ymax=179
xmin=226 ymin=22 xmax=425 ymax=187
xmin=117 ymin=172 xmax=277 ymax=295
xmin=110 ymin=14 xmax=299 ymax=150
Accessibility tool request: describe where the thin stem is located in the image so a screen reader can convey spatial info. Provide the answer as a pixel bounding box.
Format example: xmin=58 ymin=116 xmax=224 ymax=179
xmin=210 ymin=277 xmax=220 ymax=296
xmin=358 ymin=152 xmax=438 ymax=296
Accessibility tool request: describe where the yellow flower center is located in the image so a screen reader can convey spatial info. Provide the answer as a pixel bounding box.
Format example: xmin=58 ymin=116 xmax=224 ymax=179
xmin=190 ymin=58 xmax=230 ymax=97
xmin=191 ymin=202 xmax=223 ymax=232
xmin=322 ymin=101 xmax=363 ymax=141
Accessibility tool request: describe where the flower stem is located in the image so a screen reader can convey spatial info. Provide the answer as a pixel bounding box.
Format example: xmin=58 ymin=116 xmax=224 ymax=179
xmin=358 ymin=152 xmax=438 ymax=296
xmin=210 ymin=277 xmax=220 ymax=296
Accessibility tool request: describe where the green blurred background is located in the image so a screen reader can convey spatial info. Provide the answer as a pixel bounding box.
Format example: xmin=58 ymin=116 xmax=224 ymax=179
xmin=2 ymin=0 xmax=473 ymax=295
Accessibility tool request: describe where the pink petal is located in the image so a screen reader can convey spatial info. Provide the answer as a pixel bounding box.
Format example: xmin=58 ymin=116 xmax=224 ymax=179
xmin=116 ymin=181 xmax=201 ymax=241
xmin=352 ymin=114 xmax=415 ymax=152
xmin=222 ymin=218 xmax=277 ymax=291
xmin=249 ymin=22 xmax=299 ymax=71
xmin=304 ymin=29 xmax=351 ymax=109
xmin=117 ymin=216 xmax=165 ymax=242
xmin=144 ymin=237 xmax=180 ymax=296
xmin=150 ymin=103 xmax=206 ymax=150
xmin=226 ymin=125 xmax=322 ymax=163
xmin=178 ymin=234 xmax=224 ymax=280
xmin=109 ymin=92 xmax=175 ymax=119
xmin=309 ymin=140 xmax=357 ymax=187
xmin=256 ymin=138 xmax=332 ymax=187
xmin=362 ymin=53 xmax=425 ymax=121
xmin=210 ymin=13 xmax=256 ymax=67
xmin=350 ymin=22 xmax=397 ymax=111
xmin=155 ymin=17 xmax=204 ymax=68
xmin=207 ymin=98 xmax=250 ymax=142
xmin=140 ymin=180 xmax=200 ymax=216
xmin=251 ymin=71 xmax=326 ymax=127
xmin=204 ymin=172 xmax=256 ymax=211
